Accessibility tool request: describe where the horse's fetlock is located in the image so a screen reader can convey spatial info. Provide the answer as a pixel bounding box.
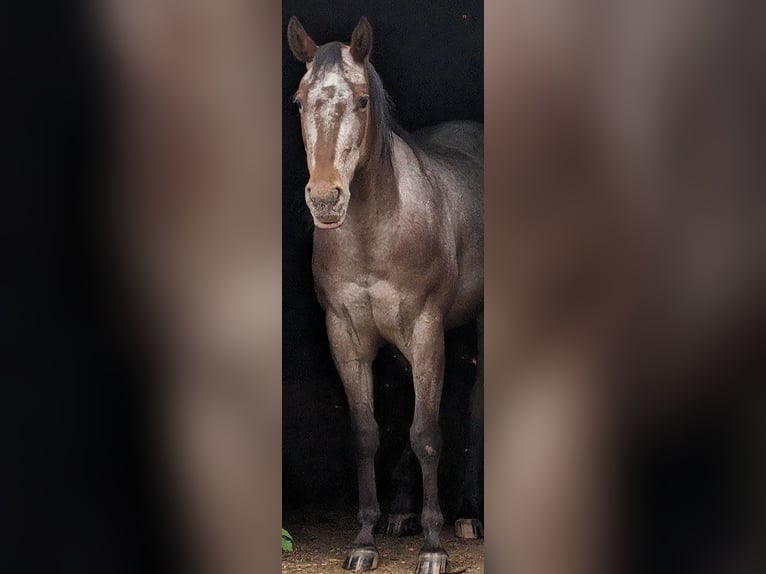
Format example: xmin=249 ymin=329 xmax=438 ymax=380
xmin=358 ymin=507 xmax=381 ymax=526
xmin=421 ymin=507 xmax=444 ymax=530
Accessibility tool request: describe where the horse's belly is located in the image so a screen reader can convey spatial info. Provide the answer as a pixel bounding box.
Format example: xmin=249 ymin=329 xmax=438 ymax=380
xmin=445 ymin=239 xmax=484 ymax=329
xmin=446 ymin=275 xmax=483 ymax=330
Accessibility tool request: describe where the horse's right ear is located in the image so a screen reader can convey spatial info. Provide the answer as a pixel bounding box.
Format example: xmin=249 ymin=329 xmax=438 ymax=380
xmin=287 ymin=16 xmax=317 ymax=64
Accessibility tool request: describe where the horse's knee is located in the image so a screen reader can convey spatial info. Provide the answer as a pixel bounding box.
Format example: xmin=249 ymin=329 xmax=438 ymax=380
xmin=353 ymin=421 xmax=379 ymax=457
xmin=409 ymin=423 xmax=442 ymax=462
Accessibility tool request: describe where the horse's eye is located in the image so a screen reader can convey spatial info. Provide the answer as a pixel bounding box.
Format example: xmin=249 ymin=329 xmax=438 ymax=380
xmin=358 ymin=96 xmax=369 ymax=110
xmin=294 ymin=98 xmax=303 ymax=112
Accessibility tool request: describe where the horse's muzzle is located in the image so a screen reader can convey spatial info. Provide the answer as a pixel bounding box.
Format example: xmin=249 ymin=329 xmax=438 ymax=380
xmin=307 ymin=186 xmax=347 ymax=228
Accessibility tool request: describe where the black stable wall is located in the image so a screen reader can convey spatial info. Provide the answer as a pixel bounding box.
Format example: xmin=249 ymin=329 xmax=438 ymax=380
xmin=281 ymin=1 xmax=484 ymax=515
xmin=5 ymin=3 xmax=178 ymax=572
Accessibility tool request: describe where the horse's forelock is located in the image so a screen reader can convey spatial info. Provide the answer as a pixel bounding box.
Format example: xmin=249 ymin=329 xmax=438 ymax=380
xmin=310 ymin=42 xmax=344 ymax=78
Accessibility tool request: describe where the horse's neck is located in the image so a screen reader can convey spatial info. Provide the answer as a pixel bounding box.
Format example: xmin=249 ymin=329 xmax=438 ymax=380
xmin=348 ymin=140 xmax=402 ymax=228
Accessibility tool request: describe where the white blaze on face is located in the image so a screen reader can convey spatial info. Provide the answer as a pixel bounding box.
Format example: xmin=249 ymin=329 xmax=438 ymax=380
xmin=300 ymin=46 xmax=368 ymax=189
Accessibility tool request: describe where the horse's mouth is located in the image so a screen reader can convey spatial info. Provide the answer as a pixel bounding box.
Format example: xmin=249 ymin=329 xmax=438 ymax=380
xmin=313 ymin=213 xmax=346 ymax=229
xmin=311 ymin=205 xmax=348 ymax=229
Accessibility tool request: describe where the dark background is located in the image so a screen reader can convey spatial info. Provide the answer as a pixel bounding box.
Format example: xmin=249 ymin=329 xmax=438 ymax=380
xmin=281 ymin=0 xmax=484 ymax=518
xmin=5 ymin=3 xmax=178 ymax=572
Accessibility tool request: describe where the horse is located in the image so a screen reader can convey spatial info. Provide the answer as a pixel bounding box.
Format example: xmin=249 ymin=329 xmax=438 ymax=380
xmin=287 ymin=15 xmax=484 ymax=574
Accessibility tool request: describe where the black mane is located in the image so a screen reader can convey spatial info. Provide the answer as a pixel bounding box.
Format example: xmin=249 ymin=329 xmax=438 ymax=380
xmin=366 ymin=62 xmax=409 ymax=160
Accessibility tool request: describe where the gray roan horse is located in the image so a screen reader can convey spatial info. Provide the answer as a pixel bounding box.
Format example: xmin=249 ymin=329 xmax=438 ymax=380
xmin=288 ymin=16 xmax=483 ymax=574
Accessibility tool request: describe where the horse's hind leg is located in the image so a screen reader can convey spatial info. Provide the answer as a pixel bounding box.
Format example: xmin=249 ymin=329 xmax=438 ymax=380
xmin=456 ymin=313 xmax=484 ymax=539
xmin=326 ymin=314 xmax=382 ymax=571
xmin=385 ymin=442 xmax=421 ymax=537
xmin=409 ymin=314 xmax=449 ymax=574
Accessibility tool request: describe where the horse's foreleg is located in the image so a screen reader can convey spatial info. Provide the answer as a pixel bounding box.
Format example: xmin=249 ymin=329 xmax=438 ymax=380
xmin=327 ymin=314 xmax=381 ymax=571
xmin=408 ymin=315 xmax=448 ymax=574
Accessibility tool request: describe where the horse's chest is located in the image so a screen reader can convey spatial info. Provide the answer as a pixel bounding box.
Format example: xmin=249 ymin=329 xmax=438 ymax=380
xmin=314 ymin=229 xmax=446 ymax=345
xmin=331 ymin=278 xmax=415 ymax=345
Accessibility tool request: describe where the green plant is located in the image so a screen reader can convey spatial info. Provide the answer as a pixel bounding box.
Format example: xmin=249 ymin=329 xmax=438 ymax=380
xmin=282 ymin=528 xmax=294 ymax=553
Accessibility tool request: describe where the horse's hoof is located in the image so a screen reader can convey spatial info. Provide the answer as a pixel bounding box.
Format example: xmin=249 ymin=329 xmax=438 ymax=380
xmin=454 ymin=518 xmax=484 ymax=539
xmin=343 ymin=547 xmax=379 ymax=571
xmin=415 ymin=551 xmax=448 ymax=574
xmin=385 ymin=513 xmax=420 ymax=537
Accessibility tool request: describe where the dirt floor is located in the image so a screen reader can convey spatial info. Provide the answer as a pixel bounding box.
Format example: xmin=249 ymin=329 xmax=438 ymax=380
xmin=282 ymin=512 xmax=483 ymax=574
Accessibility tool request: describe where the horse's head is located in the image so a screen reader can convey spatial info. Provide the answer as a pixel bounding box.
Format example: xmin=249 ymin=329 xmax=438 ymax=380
xmin=288 ymin=16 xmax=373 ymax=229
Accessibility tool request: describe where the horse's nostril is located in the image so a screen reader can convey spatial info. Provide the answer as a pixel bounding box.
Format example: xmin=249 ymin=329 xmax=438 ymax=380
xmin=310 ymin=188 xmax=342 ymax=204
xmin=309 ymin=188 xmax=343 ymax=219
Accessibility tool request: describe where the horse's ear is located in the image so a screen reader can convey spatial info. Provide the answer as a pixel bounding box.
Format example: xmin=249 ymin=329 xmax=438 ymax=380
xmin=350 ymin=16 xmax=373 ymax=63
xmin=287 ymin=16 xmax=317 ymax=64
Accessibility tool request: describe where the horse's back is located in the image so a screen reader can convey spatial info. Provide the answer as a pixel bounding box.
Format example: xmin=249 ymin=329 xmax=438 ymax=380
xmin=414 ymin=121 xmax=483 ymax=164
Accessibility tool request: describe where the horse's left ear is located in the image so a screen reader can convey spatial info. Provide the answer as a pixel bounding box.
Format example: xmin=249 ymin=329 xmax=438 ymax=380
xmin=350 ymin=16 xmax=373 ymax=63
